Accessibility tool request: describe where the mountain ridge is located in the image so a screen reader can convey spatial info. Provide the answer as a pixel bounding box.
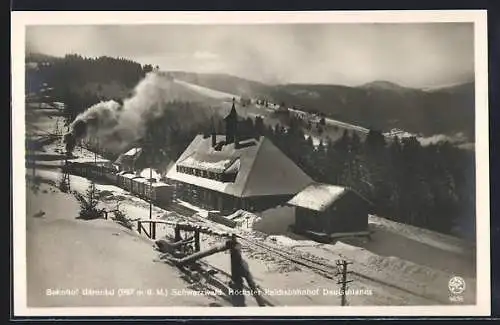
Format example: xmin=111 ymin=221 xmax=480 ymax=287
xmin=25 ymin=52 xmax=475 ymax=140
xmin=168 ymin=71 xmax=475 ymax=140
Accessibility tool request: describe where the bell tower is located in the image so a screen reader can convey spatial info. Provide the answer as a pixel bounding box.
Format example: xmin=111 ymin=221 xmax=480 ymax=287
xmin=224 ymin=98 xmax=238 ymax=144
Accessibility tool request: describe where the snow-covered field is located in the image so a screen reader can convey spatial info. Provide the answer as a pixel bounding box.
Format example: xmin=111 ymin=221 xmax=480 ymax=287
xmin=174 ymin=79 xmax=241 ymax=102
xmin=26 ymin=181 xmax=232 ymax=307
xmin=170 ymin=79 xmax=356 ymax=145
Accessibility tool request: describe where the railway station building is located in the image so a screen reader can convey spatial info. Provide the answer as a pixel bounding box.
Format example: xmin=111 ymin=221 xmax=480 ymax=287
xmin=166 ymin=101 xmax=313 ymax=214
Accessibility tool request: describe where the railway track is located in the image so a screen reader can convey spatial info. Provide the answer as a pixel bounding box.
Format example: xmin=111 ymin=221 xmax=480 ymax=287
xmin=166 ymin=202 xmax=447 ymax=304
xmin=168 ymin=203 xmax=341 ymax=279
xmin=236 ymin=235 xmax=338 ymax=280
xmin=237 ymin=232 xmax=446 ymax=304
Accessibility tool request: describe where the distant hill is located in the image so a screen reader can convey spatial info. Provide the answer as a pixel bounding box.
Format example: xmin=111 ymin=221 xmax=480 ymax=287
xmin=169 ymin=71 xmax=475 ymax=140
xmin=360 ymin=80 xmax=412 ymax=92
xmin=25 ymin=52 xmax=60 ymax=63
xmin=25 ymin=52 xmax=475 ymax=141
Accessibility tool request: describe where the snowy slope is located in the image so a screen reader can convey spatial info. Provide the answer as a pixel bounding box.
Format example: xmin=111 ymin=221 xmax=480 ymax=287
xmin=174 ymin=79 xmax=240 ymax=101
xmin=26 ymin=182 xmax=232 ymax=308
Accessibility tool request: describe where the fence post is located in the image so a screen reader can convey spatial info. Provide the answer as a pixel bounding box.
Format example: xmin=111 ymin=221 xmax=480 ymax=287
xmin=229 ymin=235 xmax=245 ymax=307
xmin=194 ymin=228 xmax=200 ymax=252
xmin=174 ymin=223 xmax=181 ymax=242
xmin=137 ymin=221 xmax=141 ymax=234
xmin=152 ymin=222 xmax=156 ymax=240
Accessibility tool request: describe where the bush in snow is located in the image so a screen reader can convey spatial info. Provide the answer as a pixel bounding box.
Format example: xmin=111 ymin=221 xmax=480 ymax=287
xmin=111 ymin=209 xmax=134 ymax=230
xmin=74 ymin=182 xmax=104 ymax=220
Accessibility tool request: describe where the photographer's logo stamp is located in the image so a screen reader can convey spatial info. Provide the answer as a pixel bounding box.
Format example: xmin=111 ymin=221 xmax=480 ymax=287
xmin=448 ymin=276 xmax=465 ymax=302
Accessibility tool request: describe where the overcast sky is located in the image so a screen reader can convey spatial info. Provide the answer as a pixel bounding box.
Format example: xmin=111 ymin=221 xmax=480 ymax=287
xmin=26 ymin=23 xmax=474 ymax=88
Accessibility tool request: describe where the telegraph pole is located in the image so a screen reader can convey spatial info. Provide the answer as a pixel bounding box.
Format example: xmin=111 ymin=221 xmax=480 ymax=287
xmin=61 ymin=154 xmax=71 ymax=192
xmin=336 ymin=259 xmax=353 ymax=306
xmin=143 ymin=132 xmax=154 ymax=236
xmin=92 ymin=137 xmax=98 ymax=198
xmin=94 ymin=137 xmax=98 ymax=165
xmin=149 ymin=157 xmax=153 ymax=231
xmin=31 ymin=140 xmax=36 ymax=179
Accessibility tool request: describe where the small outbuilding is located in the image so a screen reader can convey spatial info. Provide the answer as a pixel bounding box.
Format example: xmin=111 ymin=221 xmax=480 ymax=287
xmin=114 ymin=147 xmax=143 ymax=173
xmin=288 ymin=183 xmax=372 ymax=241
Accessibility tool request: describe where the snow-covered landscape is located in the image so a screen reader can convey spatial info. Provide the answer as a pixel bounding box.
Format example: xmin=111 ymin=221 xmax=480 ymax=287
xmin=16 ymin=18 xmax=487 ymax=317
xmin=24 ymin=109 xmax=476 ymax=308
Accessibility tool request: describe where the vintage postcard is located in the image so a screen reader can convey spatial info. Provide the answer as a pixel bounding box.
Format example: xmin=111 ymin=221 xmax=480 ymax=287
xmin=11 ymin=10 xmax=490 ymax=317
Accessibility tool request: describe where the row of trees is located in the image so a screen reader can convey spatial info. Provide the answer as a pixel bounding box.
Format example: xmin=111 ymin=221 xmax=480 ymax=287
xmin=35 ymin=54 xmax=147 ymax=89
xmin=267 ymin=118 xmax=474 ymax=236
xmin=26 ymin=54 xmax=154 ymax=125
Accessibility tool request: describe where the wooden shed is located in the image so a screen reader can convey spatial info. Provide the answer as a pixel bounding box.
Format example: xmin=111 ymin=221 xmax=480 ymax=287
xmin=288 ymin=183 xmax=372 ymax=241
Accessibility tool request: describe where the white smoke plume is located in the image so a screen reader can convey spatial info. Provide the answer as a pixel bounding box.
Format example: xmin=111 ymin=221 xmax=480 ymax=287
xmin=416 ymin=132 xmax=470 ymax=147
xmin=66 ymin=71 xmax=222 ymax=153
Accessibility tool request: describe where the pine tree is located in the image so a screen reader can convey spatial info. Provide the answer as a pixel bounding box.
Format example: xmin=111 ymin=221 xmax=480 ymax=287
xmin=74 ymin=182 xmax=103 ymax=220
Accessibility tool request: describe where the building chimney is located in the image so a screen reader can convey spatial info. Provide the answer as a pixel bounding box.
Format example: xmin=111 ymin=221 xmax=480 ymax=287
xmin=211 ymin=132 xmax=217 ymax=147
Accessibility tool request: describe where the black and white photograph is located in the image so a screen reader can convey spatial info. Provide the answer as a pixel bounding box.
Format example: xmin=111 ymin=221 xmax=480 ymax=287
xmin=12 ymin=11 xmax=490 ymax=317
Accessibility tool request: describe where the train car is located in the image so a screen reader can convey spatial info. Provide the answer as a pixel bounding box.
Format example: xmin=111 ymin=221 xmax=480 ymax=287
xmin=65 ymin=158 xmax=117 ymax=183
xmin=151 ymin=182 xmax=174 ymax=206
xmin=116 ymin=171 xmax=130 ymax=188
xmin=103 ymin=167 xmax=118 ymax=184
xmin=93 ymin=161 xmax=118 ymax=184
xmin=88 ymin=164 xmax=104 ymax=179
xmin=116 ymin=171 xmax=124 ymax=187
xmin=122 ymin=173 xmax=141 ymax=192
xmin=131 ymin=176 xmax=146 ymax=196
xmin=134 ymin=178 xmax=150 ymax=198
xmin=67 ymin=161 xmax=89 ymax=178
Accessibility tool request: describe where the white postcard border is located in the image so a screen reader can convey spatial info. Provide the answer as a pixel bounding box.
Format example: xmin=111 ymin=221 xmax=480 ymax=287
xmin=11 ymin=10 xmax=490 ymax=317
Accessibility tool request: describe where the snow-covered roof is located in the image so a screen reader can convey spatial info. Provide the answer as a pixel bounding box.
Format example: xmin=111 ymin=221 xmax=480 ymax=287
xmin=166 ymin=134 xmax=313 ymax=198
xmin=124 ymin=147 xmax=142 ymax=156
xmin=133 ymin=178 xmax=150 ymax=185
xmin=122 ymin=173 xmax=141 ymax=180
xmin=139 ymin=168 xmax=161 ymax=180
xmin=224 ymin=158 xmax=240 ymax=174
xmin=178 ymin=153 xmax=234 ymax=173
xmin=67 ymin=157 xmax=112 ymax=165
xmin=115 ymin=147 xmax=143 ymax=165
xmin=151 ymin=182 xmax=171 ymax=188
xmin=288 ymin=183 xmax=349 ymax=212
xmin=169 ymin=169 xmax=230 ymax=193
xmin=226 ymin=209 xmax=258 ymax=221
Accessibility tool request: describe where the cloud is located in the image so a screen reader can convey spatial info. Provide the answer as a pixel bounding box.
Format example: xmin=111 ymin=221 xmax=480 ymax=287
xmin=26 ymin=23 xmax=474 ymax=87
xmin=417 ymin=132 xmax=469 ymax=146
xmin=193 ymin=51 xmax=219 ymax=60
